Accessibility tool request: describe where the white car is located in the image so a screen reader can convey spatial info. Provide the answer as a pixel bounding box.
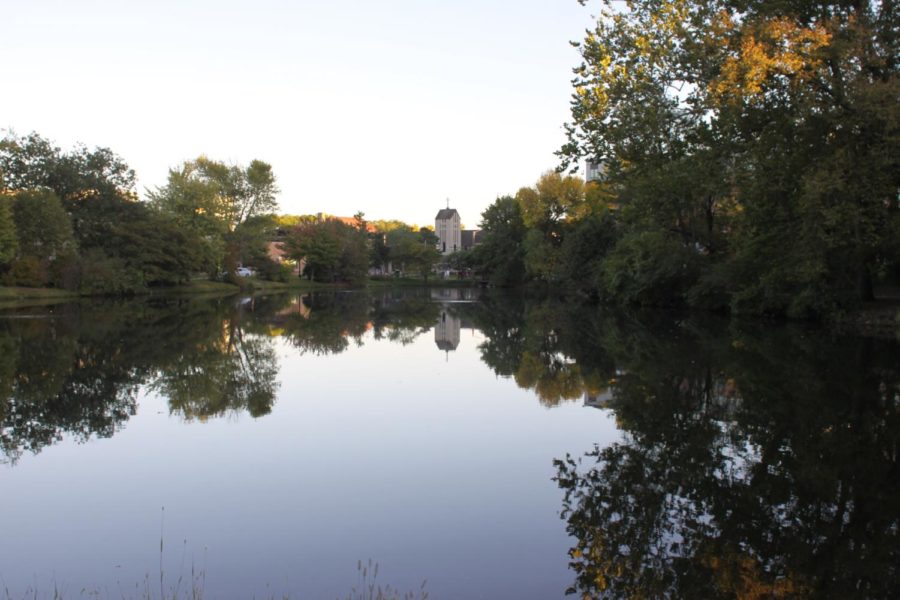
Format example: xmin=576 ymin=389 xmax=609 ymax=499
xmin=236 ymin=267 xmax=256 ymax=277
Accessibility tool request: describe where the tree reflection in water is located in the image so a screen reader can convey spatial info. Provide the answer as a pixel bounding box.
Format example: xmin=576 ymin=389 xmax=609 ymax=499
xmin=0 ymin=290 xmax=445 ymax=463
xmin=0 ymin=297 xmax=285 ymax=462
xmin=469 ymin=294 xmax=618 ymax=407
xmin=1 ymin=290 xmax=898 ymax=599
xmin=545 ymin=312 xmax=900 ymax=599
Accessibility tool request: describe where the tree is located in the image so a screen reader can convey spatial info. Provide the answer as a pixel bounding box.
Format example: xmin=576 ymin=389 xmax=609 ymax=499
xmin=242 ymin=160 xmax=279 ymax=226
xmin=0 ymin=197 xmax=17 ymax=265
xmin=386 ymin=226 xmax=440 ymax=280
xmin=149 ymin=156 xmax=279 ymax=234
xmin=369 ymin=230 xmax=391 ymax=274
xmin=0 ymin=131 xmax=136 ymax=204
xmin=471 ymin=195 xmax=527 ymax=286
xmin=10 ymin=189 xmax=74 ymax=261
xmin=559 ymin=0 xmax=900 ymax=317
xmin=148 ymin=156 xmax=280 ymax=275
xmin=285 ymin=218 xmax=368 ymax=284
xmin=515 ymin=172 xmax=592 ymax=284
xmin=107 ymin=207 xmax=208 ymax=286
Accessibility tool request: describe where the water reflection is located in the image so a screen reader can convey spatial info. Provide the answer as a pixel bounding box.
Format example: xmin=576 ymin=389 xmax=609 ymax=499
xmin=0 ymin=298 xmax=283 ymax=462
xmin=468 ymin=295 xmax=618 ymax=407
xmin=0 ymin=290 xmax=473 ymax=463
xmin=275 ymin=290 xmax=444 ymax=354
xmin=1 ymin=290 xmax=898 ymax=596
xmin=551 ymin=315 xmax=900 ymax=598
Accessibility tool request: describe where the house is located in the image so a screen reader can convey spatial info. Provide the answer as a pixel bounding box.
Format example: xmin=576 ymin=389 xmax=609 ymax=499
xmin=266 ymin=241 xmax=302 ymax=275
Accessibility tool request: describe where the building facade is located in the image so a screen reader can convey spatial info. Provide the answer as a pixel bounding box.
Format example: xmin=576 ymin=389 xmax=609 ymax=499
xmin=585 ymin=160 xmax=605 ymax=182
xmin=435 ymin=208 xmax=461 ymax=255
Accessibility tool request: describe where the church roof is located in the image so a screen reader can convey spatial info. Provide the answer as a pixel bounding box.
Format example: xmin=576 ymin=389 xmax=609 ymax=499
xmin=435 ymin=208 xmax=459 ymax=220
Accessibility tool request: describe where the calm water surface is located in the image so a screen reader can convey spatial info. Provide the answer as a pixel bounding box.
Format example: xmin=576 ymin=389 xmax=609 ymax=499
xmin=0 ymin=289 xmax=897 ymax=599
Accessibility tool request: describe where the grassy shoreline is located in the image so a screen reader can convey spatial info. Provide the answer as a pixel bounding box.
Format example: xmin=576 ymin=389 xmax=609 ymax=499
xmin=0 ymin=276 xmax=478 ymax=308
xmin=2 ymin=280 xmax=895 ymax=340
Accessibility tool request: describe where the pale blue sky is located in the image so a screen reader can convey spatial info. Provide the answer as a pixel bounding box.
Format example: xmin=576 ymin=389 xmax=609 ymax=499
xmin=2 ymin=0 xmax=596 ymax=226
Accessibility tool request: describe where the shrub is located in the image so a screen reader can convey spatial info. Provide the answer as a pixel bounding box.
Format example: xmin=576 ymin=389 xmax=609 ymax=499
xmin=3 ymin=256 xmax=48 ymax=287
xmin=79 ymin=250 xmax=143 ymax=295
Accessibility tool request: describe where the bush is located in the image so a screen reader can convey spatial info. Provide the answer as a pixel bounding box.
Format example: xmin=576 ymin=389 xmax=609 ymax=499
xmin=48 ymin=251 xmax=82 ymax=291
xmin=599 ymin=231 xmax=698 ymax=306
xmin=3 ymin=256 xmax=48 ymax=287
xmin=79 ymin=250 xmax=143 ymax=295
xmin=254 ymin=257 xmax=291 ymax=282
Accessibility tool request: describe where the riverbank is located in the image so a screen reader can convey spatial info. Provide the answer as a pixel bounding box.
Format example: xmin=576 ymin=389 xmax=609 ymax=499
xmin=3 ymin=280 xmax=896 ymax=341
xmin=0 ymin=276 xmax=479 ymax=309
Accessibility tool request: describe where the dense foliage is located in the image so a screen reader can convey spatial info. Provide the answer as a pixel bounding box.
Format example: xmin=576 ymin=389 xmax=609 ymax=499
xmin=284 ymin=217 xmax=370 ymax=284
xmin=471 ymin=1 xmax=899 ymax=319
xmin=0 ymin=132 xmax=284 ymax=291
xmin=278 ymin=215 xmax=442 ymax=284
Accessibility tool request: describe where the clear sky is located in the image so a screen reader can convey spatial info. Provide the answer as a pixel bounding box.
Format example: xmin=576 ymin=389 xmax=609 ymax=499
xmin=2 ymin=0 xmax=596 ymax=227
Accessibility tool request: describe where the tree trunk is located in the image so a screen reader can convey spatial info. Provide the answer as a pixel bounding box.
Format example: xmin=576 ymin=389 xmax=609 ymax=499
xmin=858 ymin=266 xmax=875 ymax=302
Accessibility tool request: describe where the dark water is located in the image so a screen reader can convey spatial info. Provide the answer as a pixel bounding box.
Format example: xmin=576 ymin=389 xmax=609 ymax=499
xmin=0 ymin=289 xmax=897 ymax=598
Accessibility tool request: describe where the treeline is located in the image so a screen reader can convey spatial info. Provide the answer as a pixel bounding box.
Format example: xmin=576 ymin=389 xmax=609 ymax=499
xmin=277 ymin=215 xmax=441 ymax=285
xmin=468 ymin=0 xmax=899 ymax=319
xmin=0 ymin=130 xmax=450 ymax=292
xmin=0 ymin=131 xmax=283 ymax=293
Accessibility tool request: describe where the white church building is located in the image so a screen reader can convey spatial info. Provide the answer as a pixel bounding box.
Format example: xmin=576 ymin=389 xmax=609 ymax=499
xmin=435 ymin=207 xmax=461 ymax=255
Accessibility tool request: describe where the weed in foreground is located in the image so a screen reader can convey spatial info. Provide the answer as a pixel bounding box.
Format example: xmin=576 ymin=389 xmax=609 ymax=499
xmin=338 ymin=559 xmax=428 ymax=600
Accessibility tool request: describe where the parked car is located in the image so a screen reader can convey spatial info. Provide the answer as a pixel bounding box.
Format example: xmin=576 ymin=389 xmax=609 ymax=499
xmin=236 ymin=267 xmax=256 ymax=277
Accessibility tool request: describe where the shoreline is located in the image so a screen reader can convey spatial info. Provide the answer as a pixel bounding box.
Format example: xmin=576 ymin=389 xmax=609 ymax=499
xmin=2 ymin=281 xmax=896 ymax=341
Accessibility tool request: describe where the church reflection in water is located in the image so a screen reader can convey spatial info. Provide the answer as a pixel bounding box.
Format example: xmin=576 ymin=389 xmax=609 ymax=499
xmin=435 ymin=308 xmax=461 ymax=354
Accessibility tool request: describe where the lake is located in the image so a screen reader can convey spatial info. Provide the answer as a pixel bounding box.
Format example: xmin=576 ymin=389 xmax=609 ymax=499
xmin=1 ymin=289 xmax=898 ymax=599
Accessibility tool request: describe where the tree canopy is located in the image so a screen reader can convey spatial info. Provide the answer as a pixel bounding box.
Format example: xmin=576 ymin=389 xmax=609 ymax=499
xmin=552 ymin=0 xmax=900 ymax=316
xmin=148 ymin=156 xmax=279 ymax=233
xmin=0 ymin=131 xmax=136 ymax=203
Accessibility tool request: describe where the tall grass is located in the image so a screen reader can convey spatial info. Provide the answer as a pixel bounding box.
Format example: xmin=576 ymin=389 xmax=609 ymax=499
xmin=339 ymin=559 xmax=428 ymax=600
xmin=2 ymin=510 xmax=428 ymax=599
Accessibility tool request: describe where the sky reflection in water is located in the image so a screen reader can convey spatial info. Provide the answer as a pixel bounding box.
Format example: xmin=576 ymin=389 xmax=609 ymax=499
xmin=0 ymin=290 xmax=616 ymax=599
xmin=0 ymin=289 xmax=898 ymax=598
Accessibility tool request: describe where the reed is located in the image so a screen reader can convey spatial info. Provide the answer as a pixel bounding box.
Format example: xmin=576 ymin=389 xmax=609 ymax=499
xmin=338 ymin=559 xmax=428 ymax=600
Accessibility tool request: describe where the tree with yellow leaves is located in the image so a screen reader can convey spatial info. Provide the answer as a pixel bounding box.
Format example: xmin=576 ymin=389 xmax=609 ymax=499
xmin=560 ymin=0 xmax=899 ymax=317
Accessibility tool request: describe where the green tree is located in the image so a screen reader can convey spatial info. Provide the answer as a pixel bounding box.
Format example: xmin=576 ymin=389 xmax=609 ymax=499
xmin=285 ymin=218 xmax=368 ymax=284
xmin=0 ymin=132 xmax=143 ymax=270
xmin=10 ymin=189 xmax=74 ymax=260
xmin=369 ymin=230 xmax=392 ymax=274
xmin=559 ymin=0 xmax=899 ymax=317
xmin=0 ymin=131 xmax=136 ymax=204
xmin=471 ymin=195 xmax=527 ymax=286
xmin=0 ymin=197 xmax=17 ymax=265
xmin=387 ymin=227 xmax=440 ymax=280
xmin=149 ymin=156 xmax=279 ymax=234
xmin=146 ymin=161 xmax=226 ymax=274
xmin=148 ymin=156 xmax=280 ymax=276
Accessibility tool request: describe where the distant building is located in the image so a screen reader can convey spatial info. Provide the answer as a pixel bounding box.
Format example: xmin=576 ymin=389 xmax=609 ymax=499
xmin=460 ymin=229 xmax=481 ymax=250
xmin=266 ymin=241 xmax=302 ymax=275
xmin=583 ymin=390 xmax=613 ymax=410
xmin=585 ymin=160 xmax=605 ymax=182
xmin=435 ymin=208 xmax=461 ymax=255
